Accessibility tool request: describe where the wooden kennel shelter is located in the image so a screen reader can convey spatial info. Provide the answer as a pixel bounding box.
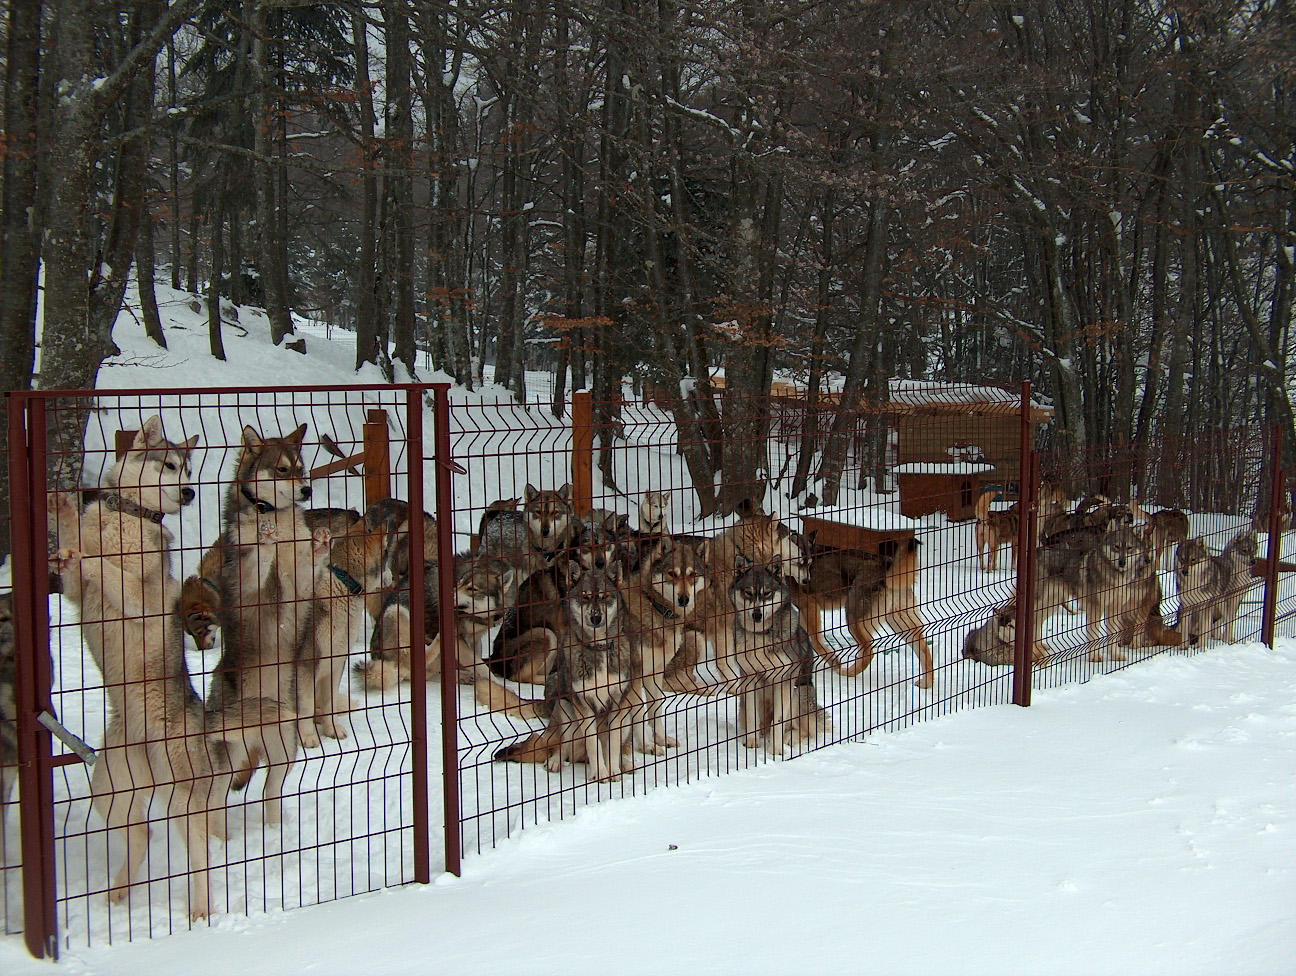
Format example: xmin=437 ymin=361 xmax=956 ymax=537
xmin=888 ymin=381 xmax=1053 ymax=519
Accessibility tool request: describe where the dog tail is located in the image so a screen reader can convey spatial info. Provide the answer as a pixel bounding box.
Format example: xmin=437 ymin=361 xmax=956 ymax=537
xmin=494 ymin=725 xmax=559 ymax=764
xmin=474 ymin=674 xmax=551 ymax=720
xmin=206 ymin=698 xmax=295 ymax=791
xmin=883 ymin=537 xmax=920 ymax=594
xmin=975 ymin=488 xmax=996 ymax=522
xmin=353 ymin=656 xmax=409 ymax=692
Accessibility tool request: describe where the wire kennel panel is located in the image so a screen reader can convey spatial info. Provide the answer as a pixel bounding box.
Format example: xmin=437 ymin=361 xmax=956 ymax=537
xmin=1029 ymin=426 xmax=1274 ymax=692
xmin=445 ymin=386 xmax=1033 ymax=857
xmin=8 ymin=385 xmax=430 ymax=952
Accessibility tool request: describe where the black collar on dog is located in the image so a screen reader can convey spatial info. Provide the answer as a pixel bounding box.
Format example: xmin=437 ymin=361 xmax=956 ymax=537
xmin=101 ymin=493 xmax=165 ymax=525
xmin=240 ymin=485 xmax=276 ymax=514
xmin=329 ymin=564 xmax=364 ymax=595
xmin=648 ymin=594 xmax=679 ymax=620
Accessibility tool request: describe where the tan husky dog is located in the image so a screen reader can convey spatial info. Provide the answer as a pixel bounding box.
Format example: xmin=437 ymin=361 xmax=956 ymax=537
xmin=51 ymin=417 xmax=291 ymax=919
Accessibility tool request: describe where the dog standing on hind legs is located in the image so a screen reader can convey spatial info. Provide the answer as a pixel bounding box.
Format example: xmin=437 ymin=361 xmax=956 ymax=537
xmin=49 ymin=417 xmax=291 ymax=918
xmin=209 ymin=422 xmax=316 ymax=812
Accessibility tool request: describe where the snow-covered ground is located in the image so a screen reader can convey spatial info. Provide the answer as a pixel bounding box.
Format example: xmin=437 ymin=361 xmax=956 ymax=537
xmin=5 ymin=637 xmax=1294 ymax=975
xmin=2 ymin=284 xmax=1293 ymax=970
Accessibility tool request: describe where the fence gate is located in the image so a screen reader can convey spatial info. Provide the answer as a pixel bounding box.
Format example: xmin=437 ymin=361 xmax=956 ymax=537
xmin=4 ymin=385 xmax=432 ymax=956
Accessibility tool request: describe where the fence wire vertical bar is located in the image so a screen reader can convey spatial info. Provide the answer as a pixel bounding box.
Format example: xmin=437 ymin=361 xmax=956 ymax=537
xmin=1012 ymin=382 xmax=1037 ymax=707
xmin=1261 ymin=424 xmax=1284 ymax=648
xmin=406 ymin=387 xmax=431 ymax=883
xmin=8 ymin=394 xmax=59 ymax=958
xmin=432 ymin=384 xmax=462 ymax=876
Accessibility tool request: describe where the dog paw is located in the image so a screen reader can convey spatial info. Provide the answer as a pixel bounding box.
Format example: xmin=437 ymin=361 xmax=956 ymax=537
xmin=107 ymin=883 xmax=131 ymax=905
xmin=1087 ymin=650 xmax=1104 ymax=663
xmin=257 ymin=520 xmax=279 ymax=545
xmin=52 ymin=547 xmax=82 ymax=573
xmin=317 ymin=719 xmax=348 ymax=740
xmin=913 ymin=673 xmax=935 ymax=690
xmin=298 ymin=724 xmax=321 ymax=749
xmin=742 ymin=735 xmax=761 ymax=750
xmin=545 ymin=756 xmax=563 ymax=774
xmin=48 ymin=491 xmax=79 ymax=523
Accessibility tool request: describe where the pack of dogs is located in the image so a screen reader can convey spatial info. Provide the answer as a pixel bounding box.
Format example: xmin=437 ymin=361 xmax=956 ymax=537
xmin=0 ymin=414 xmax=1271 ymax=916
xmin=965 ymin=488 xmax=1258 ymax=667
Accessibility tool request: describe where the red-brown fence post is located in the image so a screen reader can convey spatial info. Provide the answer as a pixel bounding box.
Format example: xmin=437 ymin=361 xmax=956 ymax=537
xmin=405 ymin=387 xmax=431 ymax=884
xmin=571 ymin=389 xmax=593 ymax=517
xmin=1261 ymin=424 xmax=1285 ymax=648
xmin=1012 ymin=382 xmax=1038 ymax=707
xmin=7 ymin=393 xmax=59 ymax=958
xmin=431 ymin=384 xmax=462 ymax=876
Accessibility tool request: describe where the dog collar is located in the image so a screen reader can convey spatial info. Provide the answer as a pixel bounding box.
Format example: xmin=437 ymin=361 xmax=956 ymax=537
xmin=648 ymin=594 xmax=679 ymax=620
xmin=240 ymin=485 xmax=276 ymax=514
xmin=329 ymin=564 xmax=364 ymax=595
xmin=199 ymin=575 xmax=221 ymax=594
xmin=102 ymin=493 xmax=165 ymax=524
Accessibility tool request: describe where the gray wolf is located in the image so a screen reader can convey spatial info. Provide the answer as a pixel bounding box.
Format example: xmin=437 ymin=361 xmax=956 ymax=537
xmin=532 ymin=562 xmax=637 ymax=782
xmin=483 ymin=511 xmax=628 ymax=685
xmin=1030 ymin=526 xmax=1152 ymax=662
xmin=1130 ymin=500 xmax=1190 ymax=569
xmin=477 ymin=484 xmax=576 ymax=579
xmin=639 ymin=490 xmax=670 ymax=535
xmin=1175 ymin=530 xmax=1257 ymax=646
xmin=361 ymin=498 xmax=437 ymax=620
xmin=179 ymin=507 xmax=359 ymax=651
xmin=728 ymin=560 xmax=818 ymax=755
xmin=358 ymin=552 xmax=515 ymax=691
xmin=681 ymin=505 xmax=789 ymax=689
xmin=961 ymin=601 xmax=1025 ymax=667
xmin=295 ymin=515 xmax=386 ymax=746
xmin=794 ymin=539 xmax=934 ymax=689
xmin=623 ymin=534 xmax=709 ymax=751
xmin=209 ymin=423 xmax=317 ymax=805
xmin=975 ymin=488 xmax=1018 ymax=572
xmin=49 ymin=418 xmax=292 ymax=919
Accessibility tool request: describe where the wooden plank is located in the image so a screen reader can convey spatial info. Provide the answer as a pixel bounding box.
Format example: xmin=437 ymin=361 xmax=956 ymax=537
xmin=1253 ymin=557 xmax=1296 ymax=578
xmin=571 ymin=390 xmax=594 ymax=517
xmin=363 ymin=409 xmax=391 ymax=506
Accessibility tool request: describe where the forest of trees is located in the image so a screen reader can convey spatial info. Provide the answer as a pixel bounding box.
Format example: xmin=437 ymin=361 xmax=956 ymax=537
xmin=1 ymin=0 xmax=1293 ymax=524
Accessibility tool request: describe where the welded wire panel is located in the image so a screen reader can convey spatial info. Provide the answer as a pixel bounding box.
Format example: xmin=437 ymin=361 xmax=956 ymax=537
xmin=1030 ymin=426 xmax=1274 ymax=691
xmin=445 ymin=385 xmax=1027 ymax=856
xmin=31 ymin=386 xmax=423 ymax=947
xmin=0 ymin=503 xmax=18 ymax=937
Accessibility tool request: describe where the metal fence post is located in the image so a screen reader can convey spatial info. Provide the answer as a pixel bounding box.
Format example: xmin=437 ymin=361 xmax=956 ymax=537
xmin=1261 ymin=424 xmax=1285 ymax=648
xmin=7 ymin=393 xmax=59 ymax=958
xmin=431 ymin=385 xmax=462 ymax=876
xmin=405 ymin=388 xmax=431 ymax=884
xmin=1012 ymin=382 xmax=1038 ymax=707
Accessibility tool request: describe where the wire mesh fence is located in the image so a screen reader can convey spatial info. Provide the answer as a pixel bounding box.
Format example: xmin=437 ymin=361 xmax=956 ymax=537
xmin=5 ymin=386 xmax=430 ymax=953
xmin=3 ymin=380 xmax=1292 ymax=958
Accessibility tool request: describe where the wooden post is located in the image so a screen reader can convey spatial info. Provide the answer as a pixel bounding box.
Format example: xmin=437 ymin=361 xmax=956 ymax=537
xmin=363 ymin=408 xmax=391 ymax=507
xmin=572 ymin=389 xmax=593 ymax=517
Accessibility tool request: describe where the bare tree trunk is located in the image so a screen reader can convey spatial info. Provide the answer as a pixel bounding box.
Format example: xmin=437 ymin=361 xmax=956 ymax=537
xmin=136 ymin=202 xmax=168 ymax=348
xmin=208 ymin=213 xmax=227 ymax=361
xmin=352 ymin=10 xmax=382 ymax=371
xmin=250 ymin=6 xmax=293 ymax=345
xmin=386 ymin=1 xmax=417 ymax=376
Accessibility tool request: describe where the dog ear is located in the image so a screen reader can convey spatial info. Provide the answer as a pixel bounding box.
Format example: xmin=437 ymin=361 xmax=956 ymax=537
xmin=804 ymin=529 xmax=818 ymax=549
xmin=242 ymin=425 xmax=264 ymax=450
xmin=695 ymin=539 xmax=710 ymax=564
xmin=137 ymin=414 xmax=167 ymax=448
xmin=181 ymin=433 xmax=200 ymax=453
xmin=735 ymin=551 xmax=752 ymax=569
xmin=524 ymin=484 xmax=538 ymax=503
xmin=606 ymin=559 xmax=622 ymax=584
xmin=558 ymin=483 xmax=572 ymax=501
xmin=287 ymin=423 xmax=308 ymax=446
